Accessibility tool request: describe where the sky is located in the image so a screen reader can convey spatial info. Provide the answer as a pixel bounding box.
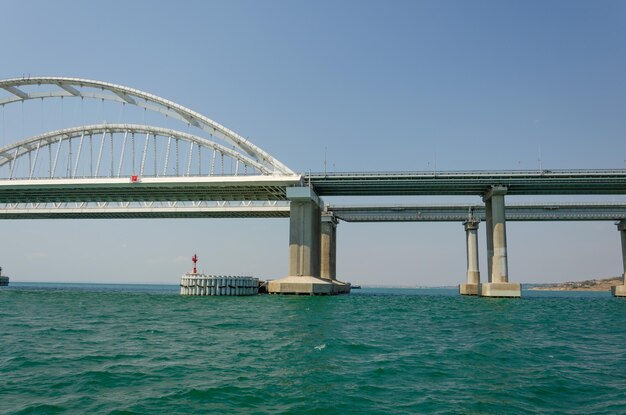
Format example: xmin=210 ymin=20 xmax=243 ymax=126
xmin=1 ymin=0 xmax=625 ymax=286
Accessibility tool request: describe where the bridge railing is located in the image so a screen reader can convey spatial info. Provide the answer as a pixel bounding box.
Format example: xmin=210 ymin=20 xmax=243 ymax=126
xmin=309 ymin=169 xmax=626 ymax=177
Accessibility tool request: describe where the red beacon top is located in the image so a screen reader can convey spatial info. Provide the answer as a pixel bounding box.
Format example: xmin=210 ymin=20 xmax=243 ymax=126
xmin=192 ymin=254 xmax=198 ymax=274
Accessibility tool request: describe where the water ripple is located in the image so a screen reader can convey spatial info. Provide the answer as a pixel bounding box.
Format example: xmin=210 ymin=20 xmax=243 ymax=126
xmin=2 ymin=286 xmax=626 ymax=413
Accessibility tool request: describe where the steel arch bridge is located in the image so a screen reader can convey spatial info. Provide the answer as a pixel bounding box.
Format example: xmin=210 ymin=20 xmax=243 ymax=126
xmin=0 ymin=76 xmax=301 ymax=217
xmin=3 ymin=76 xmax=626 ymax=220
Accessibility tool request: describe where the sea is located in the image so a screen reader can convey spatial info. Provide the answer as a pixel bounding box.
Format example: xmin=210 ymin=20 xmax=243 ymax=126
xmin=1 ymin=283 xmax=626 ymax=414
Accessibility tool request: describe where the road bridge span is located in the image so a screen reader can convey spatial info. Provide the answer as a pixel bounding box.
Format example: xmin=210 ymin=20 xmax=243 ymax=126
xmin=2 ymin=76 xmax=625 ymax=297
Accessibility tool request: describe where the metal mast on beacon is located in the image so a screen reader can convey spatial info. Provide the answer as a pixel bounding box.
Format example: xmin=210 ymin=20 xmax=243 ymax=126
xmin=192 ymin=254 xmax=198 ymax=274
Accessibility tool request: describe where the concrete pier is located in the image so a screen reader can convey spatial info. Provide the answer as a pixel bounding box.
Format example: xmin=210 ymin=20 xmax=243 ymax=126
xmin=612 ymin=220 xmax=626 ymax=297
xmin=480 ymin=186 xmax=521 ymax=297
xmin=459 ymin=220 xmax=480 ymax=295
xmin=485 ymin=198 xmax=493 ymax=282
xmin=269 ymin=187 xmax=334 ymax=295
xmin=319 ymin=213 xmax=351 ymax=294
xmin=321 ymin=213 xmax=337 ymax=281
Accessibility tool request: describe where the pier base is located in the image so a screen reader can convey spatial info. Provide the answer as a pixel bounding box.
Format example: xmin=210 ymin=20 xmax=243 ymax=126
xmin=267 ymin=276 xmax=351 ymax=295
xmin=612 ymin=285 xmax=626 ymax=297
xmin=332 ymin=280 xmax=351 ymax=294
xmin=459 ymin=283 xmax=479 ymax=296
xmin=268 ymin=276 xmax=333 ymax=295
xmin=480 ymin=282 xmax=521 ymax=298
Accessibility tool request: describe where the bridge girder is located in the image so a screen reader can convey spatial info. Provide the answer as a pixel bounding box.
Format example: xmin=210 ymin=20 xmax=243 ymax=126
xmin=309 ymin=171 xmax=626 ymax=196
xmin=0 ymin=201 xmax=624 ymax=221
xmin=0 ymin=203 xmax=291 ymax=219
xmin=327 ymin=203 xmax=626 ymax=222
xmin=0 ymin=176 xmax=302 ymax=204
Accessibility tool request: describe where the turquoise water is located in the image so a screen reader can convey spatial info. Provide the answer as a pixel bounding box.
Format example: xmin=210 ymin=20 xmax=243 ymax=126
xmin=2 ymin=284 xmax=626 ymax=414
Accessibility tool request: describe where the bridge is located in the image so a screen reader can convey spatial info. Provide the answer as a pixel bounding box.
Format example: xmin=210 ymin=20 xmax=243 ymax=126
xmin=327 ymin=203 xmax=626 ymax=222
xmin=309 ymin=170 xmax=626 ymax=195
xmin=1 ymin=76 xmax=626 ymax=297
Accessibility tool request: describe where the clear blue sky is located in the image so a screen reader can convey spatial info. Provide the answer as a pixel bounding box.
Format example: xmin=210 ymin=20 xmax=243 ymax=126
xmin=1 ymin=0 xmax=625 ymax=285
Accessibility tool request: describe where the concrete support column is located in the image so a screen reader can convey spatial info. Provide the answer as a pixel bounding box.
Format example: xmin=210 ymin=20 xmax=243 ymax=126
xmin=490 ymin=190 xmax=508 ymax=283
xmin=612 ymin=220 xmax=626 ymax=297
xmin=287 ymin=195 xmax=321 ymax=278
xmin=319 ymin=212 xmax=350 ymax=294
xmin=485 ymin=199 xmax=494 ymax=283
xmin=320 ymin=213 xmax=337 ymax=281
xmin=480 ymin=186 xmax=521 ymax=298
xmin=459 ymin=220 xmax=480 ymax=295
xmin=268 ymin=187 xmax=333 ymax=295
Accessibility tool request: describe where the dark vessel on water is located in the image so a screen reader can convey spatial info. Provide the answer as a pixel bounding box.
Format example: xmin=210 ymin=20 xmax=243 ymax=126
xmin=0 ymin=267 xmax=8 ymax=286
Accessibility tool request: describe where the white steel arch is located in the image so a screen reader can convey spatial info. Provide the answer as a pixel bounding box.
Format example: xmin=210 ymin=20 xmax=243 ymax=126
xmin=0 ymin=76 xmax=293 ymax=175
xmin=0 ymin=124 xmax=272 ymax=178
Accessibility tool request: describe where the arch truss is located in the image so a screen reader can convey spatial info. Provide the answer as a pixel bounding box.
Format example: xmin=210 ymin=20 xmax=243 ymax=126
xmin=0 ymin=76 xmax=294 ymax=175
xmin=0 ymin=124 xmax=280 ymax=180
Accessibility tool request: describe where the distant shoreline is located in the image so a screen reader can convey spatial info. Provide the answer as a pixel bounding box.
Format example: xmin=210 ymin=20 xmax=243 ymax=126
xmin=6 ymin=280 xmax=624 ymax=291
xmin=529 ymin=277 xmax=622 ymax=291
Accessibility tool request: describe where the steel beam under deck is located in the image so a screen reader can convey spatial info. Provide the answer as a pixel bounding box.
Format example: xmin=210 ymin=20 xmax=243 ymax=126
xmin=327 ymin=204 xmax=626 ymax=222
xmin=0 ymin=205 xmax=290 ymax=219
xmin=0 ymin=176 xmax=302 ymax=203
xmin=309 ymin=170 xmax=626 ymax=196
xmin=1 ymin=202 xmax=625 ymax=221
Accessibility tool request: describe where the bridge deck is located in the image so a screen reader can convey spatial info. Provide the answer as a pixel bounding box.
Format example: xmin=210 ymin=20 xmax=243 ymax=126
xmin=0 ymin=176 xmax=302 ymax=203
xmin=1 ymin=202 xmax=624 ymax=221
xmin=327 ymin=203 xmax=626 ymax=222
xmin=309 ymin=170 xmax=626 ymax=196
xmin=0 ymin=205 xmax=291 ymax=219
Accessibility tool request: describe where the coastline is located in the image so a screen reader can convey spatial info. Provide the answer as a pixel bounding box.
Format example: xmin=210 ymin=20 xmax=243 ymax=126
xmin=529 ymin=277 xmax=622 ymax=292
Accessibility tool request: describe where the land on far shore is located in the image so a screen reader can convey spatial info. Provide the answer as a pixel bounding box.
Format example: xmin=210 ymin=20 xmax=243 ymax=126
xmin=529 ymin=277 xmax=623 ymax=291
